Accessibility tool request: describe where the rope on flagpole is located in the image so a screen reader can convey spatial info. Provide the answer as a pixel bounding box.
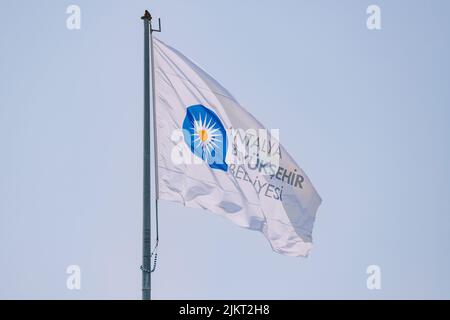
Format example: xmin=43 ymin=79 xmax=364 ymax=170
xmin=150 ymin=201 xmax=159 ymax=273
xmin=149 ymin=10 xmax=161 ymax=275
xmin=149 ymin=202 xmax=159 ymax=273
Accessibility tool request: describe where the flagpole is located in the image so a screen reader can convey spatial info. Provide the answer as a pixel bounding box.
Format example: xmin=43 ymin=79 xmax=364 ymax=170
xmin=150 ymin=11 xmax=161 ymax=274
xmin=141 ymin=10 xmax=152 ymax=301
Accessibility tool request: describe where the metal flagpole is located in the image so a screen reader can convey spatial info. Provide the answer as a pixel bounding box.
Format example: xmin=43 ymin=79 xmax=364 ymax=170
xmin=150 ymin=10 xmax=161 ymax=278
xmin=141 ymin=10 xmax=152 ymax=301
xmin=140 ymin=9 xmax=161 ymax=301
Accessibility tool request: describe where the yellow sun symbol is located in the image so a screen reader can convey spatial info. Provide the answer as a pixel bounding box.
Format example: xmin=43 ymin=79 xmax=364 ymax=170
xmin=193 ymin=114 xmax=222 ymax=156
xmin=199 ymin=129 xmax=208 ymax=142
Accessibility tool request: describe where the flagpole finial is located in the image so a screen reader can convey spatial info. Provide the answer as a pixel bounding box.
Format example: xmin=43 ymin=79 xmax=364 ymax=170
xmin=141 ymin=10 xmax=152 ymax=20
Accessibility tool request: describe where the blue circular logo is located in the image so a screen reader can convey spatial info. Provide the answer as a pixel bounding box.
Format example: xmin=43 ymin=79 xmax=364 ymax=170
xmin=182 ymin=105 xmax=228 ymax=172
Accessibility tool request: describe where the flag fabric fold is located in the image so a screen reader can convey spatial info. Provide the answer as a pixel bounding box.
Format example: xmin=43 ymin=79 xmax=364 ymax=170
xmin=153 ymin=38 xmax=322 ymax=257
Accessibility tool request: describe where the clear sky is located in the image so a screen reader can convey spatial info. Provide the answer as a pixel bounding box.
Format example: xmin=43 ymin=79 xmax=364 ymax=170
xmin=1 ymin=0 xmax=449 ymax=299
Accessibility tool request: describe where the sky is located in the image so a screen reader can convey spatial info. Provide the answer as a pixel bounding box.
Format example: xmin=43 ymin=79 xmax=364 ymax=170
xmin=0 ymin=0 xmax=450 ymax=299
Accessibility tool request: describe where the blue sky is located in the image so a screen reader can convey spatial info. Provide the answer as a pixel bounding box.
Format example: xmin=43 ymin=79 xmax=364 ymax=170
xmin=1 ymin=0 xmax=449 ymax=299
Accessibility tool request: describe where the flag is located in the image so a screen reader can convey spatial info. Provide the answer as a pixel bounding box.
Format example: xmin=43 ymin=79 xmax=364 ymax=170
xmin=153 ymin=38 xmax=322 ymax=257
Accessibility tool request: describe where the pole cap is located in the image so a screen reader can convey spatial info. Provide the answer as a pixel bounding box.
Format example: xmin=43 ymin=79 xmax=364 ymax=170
xmin=141 ymin=10 xmax=152 ymax=20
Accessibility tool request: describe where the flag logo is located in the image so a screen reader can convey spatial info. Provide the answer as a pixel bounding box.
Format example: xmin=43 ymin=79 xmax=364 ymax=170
xmin=182 ymin=105 xmax=228 ymax=172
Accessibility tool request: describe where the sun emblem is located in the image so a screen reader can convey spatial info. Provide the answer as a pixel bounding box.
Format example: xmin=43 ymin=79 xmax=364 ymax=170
xmin=182 ymin=105 xmax=228 ymax=171
xmin=193 ymin=114 xmax=222 ymax=157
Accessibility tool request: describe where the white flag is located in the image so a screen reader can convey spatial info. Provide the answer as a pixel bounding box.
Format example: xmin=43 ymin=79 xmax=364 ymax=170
xmin=153 ymin=38 xmax=322 ymax=257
